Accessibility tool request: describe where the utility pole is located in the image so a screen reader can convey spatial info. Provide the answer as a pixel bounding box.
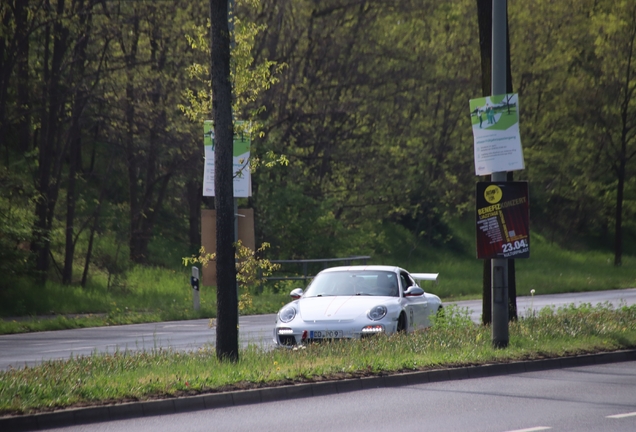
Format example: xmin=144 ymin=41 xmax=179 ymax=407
xmin=210 ymin=0 xmax=238 ymax=361
xmin=229 ymin=0 xmax=240 ymax=304
xmin=490 ymin=0 xmax=509 ymax=348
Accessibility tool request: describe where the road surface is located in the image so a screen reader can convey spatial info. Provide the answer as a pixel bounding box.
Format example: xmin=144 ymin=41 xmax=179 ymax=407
xmin=36 ymin=360 xmax=636 ymax=432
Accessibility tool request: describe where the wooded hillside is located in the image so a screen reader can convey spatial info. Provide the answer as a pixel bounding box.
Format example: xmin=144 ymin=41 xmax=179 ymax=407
xmin=1 ymin=0 xmax=634 ymax=289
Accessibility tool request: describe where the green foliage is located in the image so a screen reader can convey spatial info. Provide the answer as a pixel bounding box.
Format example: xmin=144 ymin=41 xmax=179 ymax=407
xmin=183 ymin=240 xmax=280 ymax=313
xmin=180 ymin=0 xmax=284 ymax=123
xmin=249 ymin=0 xmax=481 ymax=259
xmin=0 ymin=165 xmax=37 ymax=277
xmin=0 ymin=0 xmax=635 ymax=310
xmin=510 ymin=0 xmax=636 ymax=251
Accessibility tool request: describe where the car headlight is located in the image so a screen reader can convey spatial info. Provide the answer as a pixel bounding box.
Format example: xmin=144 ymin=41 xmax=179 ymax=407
xmin=279 ymin=306 xmax=296 ymax=323
xmin=367 ymin=305 xmax=387 ymax=321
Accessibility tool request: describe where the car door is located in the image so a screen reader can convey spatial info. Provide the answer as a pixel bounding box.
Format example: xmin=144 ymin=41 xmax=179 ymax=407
xmin=401 ymin=272 xmax=428 ymax=329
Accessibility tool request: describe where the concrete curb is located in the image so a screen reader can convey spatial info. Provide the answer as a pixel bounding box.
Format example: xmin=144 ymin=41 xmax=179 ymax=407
xmin=2 ymin=349 xmax=635 ymax=431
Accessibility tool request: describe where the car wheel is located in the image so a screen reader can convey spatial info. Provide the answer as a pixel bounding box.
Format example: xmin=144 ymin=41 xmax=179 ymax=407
xmin=436 ymin=305 xmax=444 ymax=318
xmin=396 ymin=312 xmax=407 ymax=333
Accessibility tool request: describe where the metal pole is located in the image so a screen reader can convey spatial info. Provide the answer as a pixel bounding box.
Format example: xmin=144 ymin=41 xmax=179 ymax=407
xmin=191 ymin=266 xmax=200 ymax=311
xmin=492 ymin=0 xmax=507 ymax=96
xmin=491 ymin=0 xmax=508 ymax=348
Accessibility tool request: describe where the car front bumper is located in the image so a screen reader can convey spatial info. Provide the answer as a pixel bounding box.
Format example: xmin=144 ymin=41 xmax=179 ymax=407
xmin=273 ymin=319 xmax=397 ymax=346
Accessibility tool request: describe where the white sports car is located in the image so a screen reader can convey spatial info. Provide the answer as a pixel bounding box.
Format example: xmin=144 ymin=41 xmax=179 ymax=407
xmin=273 ymin=265 xmax=442 ymax=346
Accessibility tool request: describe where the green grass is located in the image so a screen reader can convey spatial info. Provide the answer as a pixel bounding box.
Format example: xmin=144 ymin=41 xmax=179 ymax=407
xmin=1 ymin=303 xmax=635 ymax=415
xmin=0 ymin=264 xmax=289 ymax=334
xmin=427 ymin=237 xmax=636 ymax=300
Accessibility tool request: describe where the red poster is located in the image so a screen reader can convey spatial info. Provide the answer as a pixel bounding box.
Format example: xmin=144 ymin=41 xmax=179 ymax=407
xmin=476 ymin=182 xmax=529 ymax=259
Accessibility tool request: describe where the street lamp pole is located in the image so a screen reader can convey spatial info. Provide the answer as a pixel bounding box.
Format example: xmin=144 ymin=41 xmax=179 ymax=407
xmin=491 ymin=0 xmax=509 ymax=348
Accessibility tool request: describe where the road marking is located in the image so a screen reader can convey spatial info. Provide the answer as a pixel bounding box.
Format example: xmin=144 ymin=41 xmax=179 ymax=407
xmin=33 ymin=340 xmax=83 ymax=345
xmin=42 ymin=346 xmax=95 ymax=353
xmin=607 ymin=411 xmax=636 ymax=419
xmin=505 ymin=427 xmax=551 ymax=432
xmin=130 ymin=332 xmax=170 ymax=337
xmin=162 ymin=324 xmax=200 ymax=328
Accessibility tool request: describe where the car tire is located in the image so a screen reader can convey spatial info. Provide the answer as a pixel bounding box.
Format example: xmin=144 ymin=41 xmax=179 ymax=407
xmin=397 ymin=312 xmax=407 ymax=333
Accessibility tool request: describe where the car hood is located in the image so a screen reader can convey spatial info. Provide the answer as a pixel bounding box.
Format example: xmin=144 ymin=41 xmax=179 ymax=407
xmin=297 ymin=296 xmax=391 ymax=322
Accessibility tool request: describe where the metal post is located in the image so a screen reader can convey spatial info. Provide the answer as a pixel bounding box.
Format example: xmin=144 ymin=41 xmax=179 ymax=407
xmin=191 ymin=266 xmax=200 ymax=311
xmin=492 ymin=0 xmax=507 ymax=96
xmin=491 ymin=0 xmax=509 ymax=348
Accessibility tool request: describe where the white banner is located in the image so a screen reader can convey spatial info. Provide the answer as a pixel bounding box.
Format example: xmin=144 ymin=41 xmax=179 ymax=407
xmin=469 ymin=93 xmax=525 ymax=176
xmin=203 ymin=120 xmax=251 ymax=197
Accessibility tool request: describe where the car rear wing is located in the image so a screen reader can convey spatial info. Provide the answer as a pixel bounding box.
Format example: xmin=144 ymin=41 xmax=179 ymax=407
xmin=410 ymin=273 xmax=439 ymax=285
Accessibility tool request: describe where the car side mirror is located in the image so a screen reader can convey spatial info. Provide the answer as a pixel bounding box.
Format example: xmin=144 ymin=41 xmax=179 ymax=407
xmin=404 ymin=286 xmax=424 ymax=297
xmin=290 ymin=288 xmax=303 ymax=300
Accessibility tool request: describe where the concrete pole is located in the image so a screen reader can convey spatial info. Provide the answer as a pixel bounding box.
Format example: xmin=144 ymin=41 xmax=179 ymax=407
xmin=491 ymin=0 xmax=509 ymax=348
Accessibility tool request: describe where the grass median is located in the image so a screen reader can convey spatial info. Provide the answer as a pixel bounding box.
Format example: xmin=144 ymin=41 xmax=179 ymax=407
xmin=1 ymin=302 xmax=635 ymax=416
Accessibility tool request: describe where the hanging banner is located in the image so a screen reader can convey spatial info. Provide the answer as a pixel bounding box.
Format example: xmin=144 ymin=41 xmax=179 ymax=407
xmin=203 ymin=120 xmax=251 ymax=197
xmin=476 ymin=181 xmax=530 ymax=259
xmin=469 ymin=93 xmax=525 ymax=175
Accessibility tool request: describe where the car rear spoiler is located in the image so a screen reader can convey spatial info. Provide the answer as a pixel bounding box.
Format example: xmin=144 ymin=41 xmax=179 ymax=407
xmin=410 ymin=273 xmax=439 ymax=284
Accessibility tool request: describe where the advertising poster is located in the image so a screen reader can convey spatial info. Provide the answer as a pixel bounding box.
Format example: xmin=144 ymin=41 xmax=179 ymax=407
xmin=469 ymin=93 xmax=525 ymax=175
xmin=203 ymin=120 xmax=251 ymax=197
xmin=476 ymin=181 xmax=529 ymax=259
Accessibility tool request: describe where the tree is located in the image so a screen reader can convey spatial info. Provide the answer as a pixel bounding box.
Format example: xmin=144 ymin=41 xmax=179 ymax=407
xmin=92 ymin=1 xmax=206 ymax=266
xmin=63 ymin=0 xmax=100 ymax=284
xmin=511 ymin=0 xmax=636 ymax=262
xmin=588 ymin=1 xmax=636 ymax=266
xmin=31 ymin=0 xmax=75 ymax=282
xmin=251 ymin=0 xmax=480 ymax=261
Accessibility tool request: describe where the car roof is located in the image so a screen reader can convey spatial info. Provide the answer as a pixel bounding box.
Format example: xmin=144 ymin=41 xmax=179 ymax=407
xmin=318 ymin=265 xmax=403 ymax=274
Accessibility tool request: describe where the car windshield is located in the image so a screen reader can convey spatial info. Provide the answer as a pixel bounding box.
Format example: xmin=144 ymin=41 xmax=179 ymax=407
xmin=304 ymin=271 xmax=399 ymax=297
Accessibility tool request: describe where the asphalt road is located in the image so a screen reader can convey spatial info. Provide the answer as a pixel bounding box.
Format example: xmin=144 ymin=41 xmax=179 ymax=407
xmin=0 ymin=314 xmax=277 ymax=370
xmin=453 ymin=287 xmax=636 ymax=323
xmin=36 ymin=360 xmax=636 ymax=432
xmin=1 ymin=288 xmax=635 ymax=370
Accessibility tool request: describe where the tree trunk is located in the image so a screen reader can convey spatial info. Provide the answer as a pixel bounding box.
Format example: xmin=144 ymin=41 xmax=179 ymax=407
xmin=63 ymin=0 xmax=91 ymax=284
xmin=32 ymin=0 xmax=69 ymax=283
xmin=81 ymin=200 xmax=102 ymax=288
xmin=81 ymin=156 xmax=113 ymax=288
xmin=614 ymin=158 xmax=625 ymax=266
xmin=16 ymin=0 xmax=30 ymax=155
xmin=0 ymin=5 xmax=12 ymax=153
xmin=122 ymin=15 xmax=143 ymax=263
xmin=210 ymin=0 xmax=238 ymax=362
xmin=613 ymin=13 xmax=635 ymax=267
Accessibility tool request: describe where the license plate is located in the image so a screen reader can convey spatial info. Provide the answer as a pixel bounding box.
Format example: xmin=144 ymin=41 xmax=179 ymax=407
xmin=310 ymin=330 xmax=344 ymax=339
